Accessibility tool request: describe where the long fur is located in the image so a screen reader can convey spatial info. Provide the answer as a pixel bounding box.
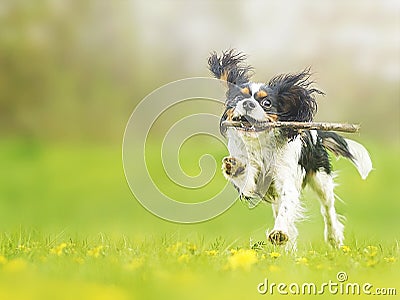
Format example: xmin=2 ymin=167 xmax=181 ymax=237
xmin=209 ymin=49 xmax=372 ymax=250
xmin=344 ymin=139 xmax=373 ymax=179
xmin=208 ymin=49 xmax=253 ymax=87
xmin=268 ymin=69 xmax=324 ymax=122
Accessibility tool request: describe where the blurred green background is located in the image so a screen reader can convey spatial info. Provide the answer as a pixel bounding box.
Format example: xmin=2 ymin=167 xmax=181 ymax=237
xmin=0 ymin=0 xmax=399 ymax=243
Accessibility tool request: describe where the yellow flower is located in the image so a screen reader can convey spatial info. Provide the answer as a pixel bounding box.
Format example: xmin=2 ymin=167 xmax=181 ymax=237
xmin=166 ymin=242 xmax=182 ymax=254
xmin=0 ymin=255 xmax=7 ymax=265
xmin=17 ymin=244 xmax=31 ymax=253
xmin=296 ymin=257 xmax=308 ymax=265
xmin=178 ymin=254 xmax=190 ymax=263
xmin=384 ymin=257 xmax=396 ymax=263
xmin=364 ymin=246 xmax=378 ymax=257
xmin=87 ymin=246 xmax=103 ymax=258
xmin=269 ymin=252 xmax=281 ymax=259
xmin=366 ymin=259 xmax=377 ymax=267
xmin=187 ymin=243 xmax=197 ymax=253
xmin=341 ymin=245 xmax=351 ymax=253
xmin=230 ymin=249 xmax=238 ymax=255
xmin=228 ymin=249 xmax=257 ymax=271
xmin=50 ymin=242 xmax=67 ymax=256
xmin=205 ymin=250 xmax=218 ymax=256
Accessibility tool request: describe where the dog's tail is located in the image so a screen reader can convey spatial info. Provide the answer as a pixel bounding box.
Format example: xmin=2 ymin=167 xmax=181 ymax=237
xmin=319 ymin=131 xmax=372 ymax=179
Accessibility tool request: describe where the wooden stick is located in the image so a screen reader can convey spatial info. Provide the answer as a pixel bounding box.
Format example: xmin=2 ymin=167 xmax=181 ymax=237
xmin=221 ymin=120 xmax=360 ymax=133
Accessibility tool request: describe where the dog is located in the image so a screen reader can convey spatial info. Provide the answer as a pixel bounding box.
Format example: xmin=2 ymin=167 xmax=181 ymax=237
xmin=208 ymin=49 xmax=372 ymax=250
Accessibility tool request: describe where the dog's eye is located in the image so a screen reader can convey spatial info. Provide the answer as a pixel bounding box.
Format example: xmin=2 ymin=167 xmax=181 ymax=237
xmin=261 ymin=98 xmax=271 ymax=108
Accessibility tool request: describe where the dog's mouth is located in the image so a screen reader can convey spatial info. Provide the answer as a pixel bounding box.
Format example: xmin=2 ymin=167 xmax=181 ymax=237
xmin=232 ymin=115 xmax=257 ymax=126
xmin=229 ymin=115 xmax=268 ymax=132
xmin=221 ymin=113 xmax=275 ymax=134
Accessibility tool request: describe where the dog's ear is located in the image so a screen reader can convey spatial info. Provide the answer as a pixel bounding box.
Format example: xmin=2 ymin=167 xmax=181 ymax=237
xmin=208 ymin=49 xmax=252 ymax=89
xmin=268 ymin=68 xmax=324 ymax=122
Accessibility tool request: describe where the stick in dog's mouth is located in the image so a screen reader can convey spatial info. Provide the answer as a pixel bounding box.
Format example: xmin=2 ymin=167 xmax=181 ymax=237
xmin=221 ymin=120 xmax=360 ymax=133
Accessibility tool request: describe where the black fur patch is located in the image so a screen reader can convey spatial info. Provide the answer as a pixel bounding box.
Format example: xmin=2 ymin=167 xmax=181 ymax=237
xmin=268 ymin=68 xmax=324 ymax=122
xmin=208 ymin=49 xmax=253 ymax=87
xmin=299 ymin=131 xmax=354 ymax=175
xmin=267 ymin=68 xmax=324 ymax=140
xmin=299 ymin=131 xmax=331 ymax=174
xmin=318 ymin=131 xmax=353 ymax=160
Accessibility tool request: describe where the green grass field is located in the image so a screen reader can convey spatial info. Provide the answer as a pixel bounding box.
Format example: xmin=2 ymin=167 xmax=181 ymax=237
xmin=0 ymin=138 xmax=399 ymax=299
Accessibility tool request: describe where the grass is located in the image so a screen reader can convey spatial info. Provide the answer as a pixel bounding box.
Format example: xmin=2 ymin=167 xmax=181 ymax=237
xmin=0 ymin=138 xmax=399 ymax=299
xmin=0 ymin=232 xmax=398 ymax=299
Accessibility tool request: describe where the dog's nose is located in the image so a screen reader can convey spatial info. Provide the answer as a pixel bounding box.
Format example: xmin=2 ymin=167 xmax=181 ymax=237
xmin=242 ymin=100 xmax=256 ymax=111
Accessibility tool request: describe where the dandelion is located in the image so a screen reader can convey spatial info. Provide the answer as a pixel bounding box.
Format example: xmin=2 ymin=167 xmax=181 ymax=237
xmin=384 ymin=257 xmax=396 ymax=263
xmin=366 ymin=259 xmax=377 ymax=267
xmin=178 ymin=254 xmax=190 ymax=263
xmin=269 ymin=252 xmax=281 ymax=259
xmin=364 ymin=246 xmax=378 ymax=257
xmin=17 ymin=244 xmax=31 ymax=253
xmin=205 ymin=250 xmax=218 ymax=256
xmin=50 ymin=242 xmax=67 ymax=256
xmin=187 ymin=243 xmax=197 ymax=253
xmin=166 ymin=242 xmax=182 ymax=254
xmin=87 ymin=246 xmax=103 ymax=258
xmin=230 ymin=249 xmax=238 ymax=255
xmin=228 ymin=249 xmax=258 ymax=271
xmin=296 ymin=257 xmax=308 ymax=265
xmin=341 ymin=245 xmax=351 ymax=253
xmin=0 ymin=255 xmax=7 ymax=265
xmin=66 ymin=243 xmax=77 ymax=255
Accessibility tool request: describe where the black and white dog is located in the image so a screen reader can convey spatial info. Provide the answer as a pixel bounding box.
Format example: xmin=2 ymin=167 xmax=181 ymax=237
xmin=208 ymin=50 xmax=372 ymax=250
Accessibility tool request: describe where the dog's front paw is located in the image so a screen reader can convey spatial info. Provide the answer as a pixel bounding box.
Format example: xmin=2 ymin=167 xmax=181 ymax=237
xmin=222 ymin=157 xmax=245 ymax=177
xmin=268 ymin=230 xmax=289 ymax=246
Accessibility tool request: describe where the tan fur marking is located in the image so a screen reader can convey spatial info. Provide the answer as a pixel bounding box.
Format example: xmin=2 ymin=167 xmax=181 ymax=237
xmin=266 ymin=114 xmax=278 ymax=122
xmin=240 ymin=87 xmax=250 ymax=95
xmin=220 ymin=71 xmax=228 ymax=82
xmin=256 ymin=90 xmax=268 ymax=99
xmin=226 ymin=108 xmax=235 ymax=121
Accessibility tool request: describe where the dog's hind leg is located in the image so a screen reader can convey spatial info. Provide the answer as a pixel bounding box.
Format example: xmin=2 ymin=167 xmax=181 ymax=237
xmin=309 ymin=171 xmax=344 ymax=248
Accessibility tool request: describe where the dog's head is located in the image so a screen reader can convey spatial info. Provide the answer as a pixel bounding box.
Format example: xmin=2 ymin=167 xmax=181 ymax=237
xmin=208 ymin=50 xmax=324 ymax=135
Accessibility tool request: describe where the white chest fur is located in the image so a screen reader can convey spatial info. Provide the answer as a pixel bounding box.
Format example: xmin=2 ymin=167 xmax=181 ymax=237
xmin=224 ymin=128 xmax=304 ymax=204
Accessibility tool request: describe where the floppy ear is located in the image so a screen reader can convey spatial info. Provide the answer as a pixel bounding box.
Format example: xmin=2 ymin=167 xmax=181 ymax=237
xmin=208 ymin=49 xmax=252 ymax=89
xmin=268 ymin=68 xmax=324 ymax=122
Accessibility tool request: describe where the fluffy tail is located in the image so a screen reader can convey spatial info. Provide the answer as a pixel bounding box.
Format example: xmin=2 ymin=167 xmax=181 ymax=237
xmin=319 ymin=131 xmax=373 ymax=179
xmin=344 ymin=138 xmax=373 ymax=179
